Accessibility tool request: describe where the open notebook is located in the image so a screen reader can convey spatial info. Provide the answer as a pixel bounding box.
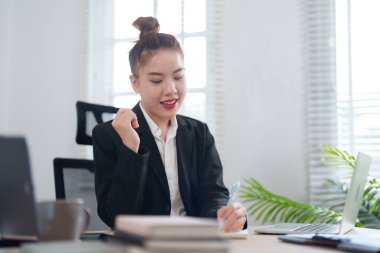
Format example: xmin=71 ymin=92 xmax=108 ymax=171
xmin=255 ymin=152 xmax=372 ymax=235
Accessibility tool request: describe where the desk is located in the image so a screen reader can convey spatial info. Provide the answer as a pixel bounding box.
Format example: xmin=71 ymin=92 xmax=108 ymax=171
xmin=230 ymin=227 xmax=380 ymax=253
xmin=1 ymin=227 xmax=379 ymax=253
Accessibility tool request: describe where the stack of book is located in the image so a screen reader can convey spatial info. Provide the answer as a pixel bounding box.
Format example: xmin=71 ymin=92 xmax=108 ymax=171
xmin=114 ymin=215 xmax=229 ymax=253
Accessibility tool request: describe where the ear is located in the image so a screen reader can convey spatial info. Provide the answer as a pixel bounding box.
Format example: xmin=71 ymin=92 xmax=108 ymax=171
xmin=130 ymin=74 xmax=140 ymax=93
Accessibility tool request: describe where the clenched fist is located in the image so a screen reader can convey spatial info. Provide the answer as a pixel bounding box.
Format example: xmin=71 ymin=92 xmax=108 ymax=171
xmin=112 ymin=108 xmax=140 ymax=153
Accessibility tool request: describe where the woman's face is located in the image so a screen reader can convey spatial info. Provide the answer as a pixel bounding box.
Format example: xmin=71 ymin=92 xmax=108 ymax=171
xmin=130 ymin=49 xmax=186 ymax=126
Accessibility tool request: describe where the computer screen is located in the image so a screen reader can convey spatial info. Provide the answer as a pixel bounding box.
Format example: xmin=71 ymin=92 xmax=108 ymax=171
xmin=0 ymin=136 xmax=39 ymax=242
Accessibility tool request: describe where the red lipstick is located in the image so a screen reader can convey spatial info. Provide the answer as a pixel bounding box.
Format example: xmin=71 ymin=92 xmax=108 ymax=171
xmin=161 ymin=99 xmax=177 ymax=109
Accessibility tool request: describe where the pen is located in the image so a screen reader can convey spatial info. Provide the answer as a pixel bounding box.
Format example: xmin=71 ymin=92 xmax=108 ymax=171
xmin=227 ymin=181 xmax=241 ymax=205
xmin=219 ymin=181 xmax=241 ymax=231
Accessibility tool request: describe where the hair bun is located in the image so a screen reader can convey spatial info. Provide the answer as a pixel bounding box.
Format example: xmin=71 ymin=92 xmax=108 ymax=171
xmin=133 ymin=17 xmax=160 ymax=40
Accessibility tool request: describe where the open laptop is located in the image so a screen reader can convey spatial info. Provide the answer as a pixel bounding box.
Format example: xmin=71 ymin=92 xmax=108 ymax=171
xmin=0 ymin=136 xmax=40 ymax=246
xmin=254 ymin=152 xmax=372 ymax=235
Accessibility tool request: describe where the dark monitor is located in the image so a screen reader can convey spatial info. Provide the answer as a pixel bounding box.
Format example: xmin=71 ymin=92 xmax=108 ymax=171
xmin=0 ymin=136 xmax=39 ymax=246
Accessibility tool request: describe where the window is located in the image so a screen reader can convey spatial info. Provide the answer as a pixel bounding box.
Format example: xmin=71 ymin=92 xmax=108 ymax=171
xmin=87 ymin=0 xmax=224 ymax=152
xmin=307 ymin=0 xmax=380 ymax=203
xmin=336 ymin=0 xmax=380 ymax=177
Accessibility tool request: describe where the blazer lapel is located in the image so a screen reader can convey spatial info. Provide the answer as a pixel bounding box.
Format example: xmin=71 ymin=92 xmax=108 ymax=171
xmin=176 ymin=117 xmax=194 ymax=213
xmin=133 ymin=103 xmax=170 ymax=199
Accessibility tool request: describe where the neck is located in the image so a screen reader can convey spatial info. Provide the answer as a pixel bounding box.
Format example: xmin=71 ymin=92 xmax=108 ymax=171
xmin=158 ymin=120 xmax=170 ymax=141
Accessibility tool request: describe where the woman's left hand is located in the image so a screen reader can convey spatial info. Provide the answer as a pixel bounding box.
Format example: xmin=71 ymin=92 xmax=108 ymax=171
xmin=217 ymin=202 xmax=246 ymax=232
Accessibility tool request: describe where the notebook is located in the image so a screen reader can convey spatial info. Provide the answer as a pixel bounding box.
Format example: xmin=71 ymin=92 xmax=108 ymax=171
xmin=115 ymin=215 xmax=221 ymax=239
xmin=254 ymin=152 xmax=372 ymax=235
xmin=0 ymin=136 xmax=40 ymax=246
xmin=114 ymin=215 xmax=229 ymax=252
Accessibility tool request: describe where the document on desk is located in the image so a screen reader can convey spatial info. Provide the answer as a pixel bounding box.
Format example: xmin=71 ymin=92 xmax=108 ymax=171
xmin=221 ymin=229 xmax=249 ymax=239
xmin=279 ymin=234 xmax=380 ymax=253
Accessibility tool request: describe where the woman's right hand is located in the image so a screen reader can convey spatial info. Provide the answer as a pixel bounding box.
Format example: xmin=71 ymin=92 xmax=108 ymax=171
xmin=112 ymin=108 xmax=140 ymax=153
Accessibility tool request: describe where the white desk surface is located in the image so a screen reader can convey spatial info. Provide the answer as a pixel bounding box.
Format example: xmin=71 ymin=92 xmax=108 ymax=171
xmin=1 ymin=226 xmax=379 ymax=253
xmin=230 ymin=226 xmax=380 ymax=253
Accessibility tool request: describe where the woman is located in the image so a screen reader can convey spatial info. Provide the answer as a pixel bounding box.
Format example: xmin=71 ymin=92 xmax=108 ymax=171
xmin=93 ymin=17 xmax=246 ymax=232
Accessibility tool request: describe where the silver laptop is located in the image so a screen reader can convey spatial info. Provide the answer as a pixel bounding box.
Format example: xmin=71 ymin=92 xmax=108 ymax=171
xmin=254 ymin=152 xmax=372 ymax=235
xmin=0 ymin=136 xmax=40 ymax=246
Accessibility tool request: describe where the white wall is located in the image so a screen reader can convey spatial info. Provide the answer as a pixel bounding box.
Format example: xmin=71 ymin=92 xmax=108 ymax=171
xmin=0 ymin=0 xmax=88 ymax=201
xmin=223 ymin=0 xmax=307 ymax=205
xmin=0 ymin=0 xmax=307 ymax=209
xmin=0 ymin=0 xmax=12 ymax=131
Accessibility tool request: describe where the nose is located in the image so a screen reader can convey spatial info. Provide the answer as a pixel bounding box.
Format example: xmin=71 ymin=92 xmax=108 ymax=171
xmin=165 ymin=79 xmax=177 ymax=94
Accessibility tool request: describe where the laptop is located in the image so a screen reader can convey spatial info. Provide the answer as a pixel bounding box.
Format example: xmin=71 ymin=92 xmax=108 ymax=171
xmin=254 ymin=152 xmax=372 ymax=235
xmin=0 ymin=136 xmax=40 ymax=246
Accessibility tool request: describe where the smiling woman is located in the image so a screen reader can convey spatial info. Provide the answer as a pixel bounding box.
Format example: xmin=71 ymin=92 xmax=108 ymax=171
xmin=91 ymin=16 xmax=247 ymax=233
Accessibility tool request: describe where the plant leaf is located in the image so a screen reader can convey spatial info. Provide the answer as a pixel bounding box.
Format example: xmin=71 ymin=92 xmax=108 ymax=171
xmin=240 ymin=177 xmax=341 ymax=224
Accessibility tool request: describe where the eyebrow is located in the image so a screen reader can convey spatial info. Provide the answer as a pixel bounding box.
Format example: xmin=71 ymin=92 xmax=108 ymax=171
xmin=147 ymin=68 xmax=185 ymax=76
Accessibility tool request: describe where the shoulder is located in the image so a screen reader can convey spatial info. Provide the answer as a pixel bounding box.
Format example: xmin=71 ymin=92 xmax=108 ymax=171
xmin=177 ymin=114 xmax=207 ymax=129
xmin=176 ymin=114 xmax=212 ymax=137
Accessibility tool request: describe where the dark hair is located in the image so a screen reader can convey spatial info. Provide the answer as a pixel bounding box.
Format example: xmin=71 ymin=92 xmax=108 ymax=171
xmin=129 ymin=17 xmax=183 ymax=77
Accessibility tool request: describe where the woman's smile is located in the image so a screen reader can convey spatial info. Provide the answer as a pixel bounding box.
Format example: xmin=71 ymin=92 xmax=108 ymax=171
xmin=161 ymin=98 xmax=178 ymax=109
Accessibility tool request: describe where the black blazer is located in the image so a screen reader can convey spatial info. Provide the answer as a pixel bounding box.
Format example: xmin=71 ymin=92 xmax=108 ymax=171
xmin=92 ymin=103 xmax=229 ymax=228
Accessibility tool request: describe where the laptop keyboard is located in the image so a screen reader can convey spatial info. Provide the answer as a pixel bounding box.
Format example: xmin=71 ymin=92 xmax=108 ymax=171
xmin=293 ymin=224 xmax=339 ymax=233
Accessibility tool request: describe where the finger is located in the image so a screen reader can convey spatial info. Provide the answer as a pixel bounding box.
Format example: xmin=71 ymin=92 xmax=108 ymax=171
xmin=224 ymin=216 xmax=246 ymax=232
xmin=223 ymin=209 xmax=246 ymax=232
xmin=223 ymin=210 xmax=239 ymax=230
xmin=114 ymin=109 xmax=136 ymax=125
xmin=228 ymin=203 xmax=246 ymax=218
xmin=116 ymin=108 xmax=128 ymax=117
xmin=113 ymin=109 xmax=128 ymax=122
xmin=223 ymin=206 xmax=246 ymax=230
xmin=131 ymin=116 xmax=139 ymax=128
xmin=222 ymin=204 xmax=239 ymax=221
xmin=217 ymin=207 xmax=228 ymax=219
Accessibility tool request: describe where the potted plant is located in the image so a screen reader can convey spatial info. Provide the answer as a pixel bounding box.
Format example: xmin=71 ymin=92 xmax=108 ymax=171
xmin=239 ymin=146 xmax=380 ymax=228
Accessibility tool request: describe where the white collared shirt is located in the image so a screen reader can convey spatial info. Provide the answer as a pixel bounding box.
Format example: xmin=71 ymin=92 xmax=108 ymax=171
xmin=140 ymin=104 xmax=186 ymax=216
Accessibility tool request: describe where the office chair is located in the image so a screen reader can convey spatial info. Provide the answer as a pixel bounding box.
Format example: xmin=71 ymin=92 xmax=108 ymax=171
xmin=53 ymin=101 xmax=118 ymax=231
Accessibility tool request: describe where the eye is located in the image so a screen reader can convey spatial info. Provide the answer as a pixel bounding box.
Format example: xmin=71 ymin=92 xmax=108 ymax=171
xmin=174 ymin=76 xmax=184 ymax=81
xmin=151 ymin=80 xmax=162 ymax=84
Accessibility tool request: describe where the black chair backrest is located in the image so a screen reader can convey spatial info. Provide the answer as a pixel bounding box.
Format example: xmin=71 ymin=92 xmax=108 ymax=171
xmin=53 ymin=101 xmax=119 ymax=231
xmin=54 ymin=158 xmax=95 ymax=199
xmin=75 ymin=101 xmax=119 ymax=145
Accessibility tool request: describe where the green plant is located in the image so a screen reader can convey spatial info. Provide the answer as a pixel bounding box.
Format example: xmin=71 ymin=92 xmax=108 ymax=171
xmin=240 ymin=146 xmax=380 ymax=228
xmin=240 ymin=177 xmax=342 ymax=224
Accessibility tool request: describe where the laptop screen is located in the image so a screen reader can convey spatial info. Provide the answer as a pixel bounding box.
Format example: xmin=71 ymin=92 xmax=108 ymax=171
xmin=0 ymin=136 xmax=39 ymax=241
xmin=339 ymin=152 xmax=372 ymax=234
xmin=254 ymin=151 xmax=372 ymax=235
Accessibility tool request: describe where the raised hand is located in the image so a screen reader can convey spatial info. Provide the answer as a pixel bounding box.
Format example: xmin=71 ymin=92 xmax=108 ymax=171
xmin=112 ymin=108 xmax=140 ymax=153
